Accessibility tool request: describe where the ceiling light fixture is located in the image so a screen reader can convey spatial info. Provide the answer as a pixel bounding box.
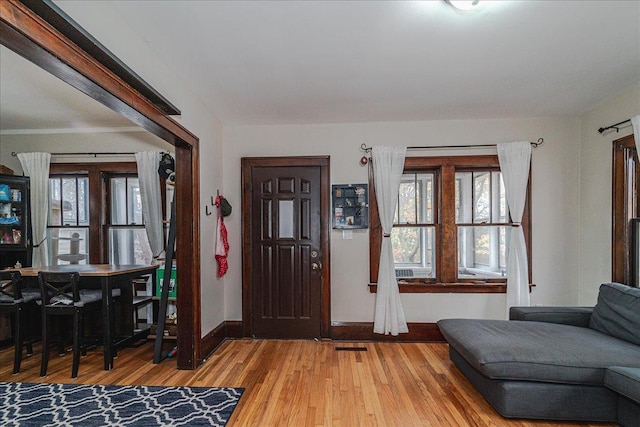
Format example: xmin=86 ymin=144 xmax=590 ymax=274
xmin=445 ymin=0 xmax=481 ymax=11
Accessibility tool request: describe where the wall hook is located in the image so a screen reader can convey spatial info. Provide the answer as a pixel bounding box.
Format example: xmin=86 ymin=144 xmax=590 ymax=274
xmin=205 ymin=205 xmax=212 ymax=216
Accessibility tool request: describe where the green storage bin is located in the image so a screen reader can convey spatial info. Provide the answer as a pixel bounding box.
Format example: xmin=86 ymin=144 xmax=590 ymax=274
xmin=156 ymin=267 xmax=177 ymax=298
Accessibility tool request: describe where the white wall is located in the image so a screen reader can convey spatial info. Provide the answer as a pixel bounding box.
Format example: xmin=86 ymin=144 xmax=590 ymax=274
xmin=578 ymin=83 xmax=640 ymax=305
xmin=36 ymin=1 xmax=227 ymax=337
xmin=0 ymin=131 xmax=170 ymax=173
xmin=224 ymin=116 xmax=582 ymax=322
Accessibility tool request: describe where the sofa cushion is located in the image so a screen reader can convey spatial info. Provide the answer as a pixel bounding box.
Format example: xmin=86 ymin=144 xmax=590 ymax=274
xmin=438 ymin=318 xmax=640 ymax=385
xmin=589 ymin=283 xmax=640 ymax=346
xmin=604 ymin=367 xmax=640 ymax=405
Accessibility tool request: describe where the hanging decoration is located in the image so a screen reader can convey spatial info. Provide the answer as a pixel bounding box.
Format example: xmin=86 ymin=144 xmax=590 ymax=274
xmin=214 ymin=193 xmax=231 ymax=277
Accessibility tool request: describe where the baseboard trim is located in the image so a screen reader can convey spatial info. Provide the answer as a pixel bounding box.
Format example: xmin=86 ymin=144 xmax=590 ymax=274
xmin=200 ymin=320 xmax=445 ymax=362
xmin=200 ymin=320 xmax=244 ymax=363
xmin=330 ymin=322 xmax=445 ymax=342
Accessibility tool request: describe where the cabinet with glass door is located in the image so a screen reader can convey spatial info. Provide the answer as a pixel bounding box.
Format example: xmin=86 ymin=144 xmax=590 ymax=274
xmin=0 ymin=174 xmax=31 ymax=268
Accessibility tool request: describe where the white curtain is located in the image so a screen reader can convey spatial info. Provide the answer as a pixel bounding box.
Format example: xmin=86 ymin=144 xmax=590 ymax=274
xmin=497 ymin=141 xmax=532 ymax=317
xmin=17 ymin=152 xmax=51 ymax=267
xmin=135 ymin=152 xmax=165 ymax=262
xmin=631 ymin=115 xmax=640 ymax=154
xmin=372 ymin=146 xmax=408 ymax=335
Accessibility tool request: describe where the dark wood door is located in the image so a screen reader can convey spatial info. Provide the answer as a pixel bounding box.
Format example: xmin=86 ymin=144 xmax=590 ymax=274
xmin=242 ymin=157 xmax=330 ymax=339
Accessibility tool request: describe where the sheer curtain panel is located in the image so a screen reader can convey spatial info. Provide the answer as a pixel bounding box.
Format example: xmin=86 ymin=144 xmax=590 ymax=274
xmin=135 ymin=152 xmax=165 ymax=262
xmin=497 ymin=141 xmax=531 ymax=317
xmin=372 ymin=146 xmax=408 ymax=335
xmin=17 ymin=152 xmax=51 ymax=267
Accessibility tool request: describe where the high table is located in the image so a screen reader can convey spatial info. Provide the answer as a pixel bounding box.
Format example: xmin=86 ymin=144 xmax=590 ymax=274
xmin=18 ymin=264 xmax=159 ymax=371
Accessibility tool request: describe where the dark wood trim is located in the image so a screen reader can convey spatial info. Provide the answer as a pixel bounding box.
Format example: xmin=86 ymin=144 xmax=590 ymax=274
xmin=612 ymin=134 xmax=639 ymax=284
xmin=1 ymin=0 xmax=201 ymax=369
xmin=368 ymin=283 xmax=507 ymax=293
xmin=199 ymin=321 xmax=242 ymax=362
xmin=331 ymin=322 xmax=446 ymax=342
xmin=241 ymin=156 xmax=331 ymax=338
xmin=369 ymin=154 xmax=532 ymax=291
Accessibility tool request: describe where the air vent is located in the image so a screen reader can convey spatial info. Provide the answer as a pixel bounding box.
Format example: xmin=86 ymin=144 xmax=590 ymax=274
xmin=395 ymin=269 xmax=414 ymax=278
xmin=335 ymin=347 xmax=367 ymax=352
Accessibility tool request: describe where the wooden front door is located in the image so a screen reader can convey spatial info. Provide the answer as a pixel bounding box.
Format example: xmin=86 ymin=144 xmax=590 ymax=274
xmin=242 ymin=157 xmax=330 ymax=339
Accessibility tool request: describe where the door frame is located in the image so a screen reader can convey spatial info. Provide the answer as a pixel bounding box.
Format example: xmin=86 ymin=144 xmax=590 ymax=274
xmin=241 ymin=156 xmax=331 ymax=338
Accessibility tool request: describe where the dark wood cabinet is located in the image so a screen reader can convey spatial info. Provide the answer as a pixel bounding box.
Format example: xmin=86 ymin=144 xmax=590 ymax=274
xmin=0 ymin=174 xmax=32 ymax=268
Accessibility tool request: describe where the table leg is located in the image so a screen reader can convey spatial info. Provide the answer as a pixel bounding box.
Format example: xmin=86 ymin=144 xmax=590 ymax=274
xmin=101 ymin=277 xmax=113 ymax=370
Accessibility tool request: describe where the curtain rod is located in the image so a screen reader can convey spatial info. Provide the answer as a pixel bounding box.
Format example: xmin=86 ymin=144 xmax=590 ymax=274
xmin=598 ymin=119 xmax=631 ymax=134
xmin=360 ymin=138 xmax=544 ymax=154
xmin=11 ymin=151 xmax=168 ymax=157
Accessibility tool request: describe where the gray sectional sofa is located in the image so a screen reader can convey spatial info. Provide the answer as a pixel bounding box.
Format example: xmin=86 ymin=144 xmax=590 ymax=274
xmin=437 ymin=282 xmax=640 ymax=425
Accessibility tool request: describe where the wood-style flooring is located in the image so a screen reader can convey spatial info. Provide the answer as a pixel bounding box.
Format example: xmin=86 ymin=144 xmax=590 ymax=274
xmin=1 ymin=339 xmax=614 ymax=426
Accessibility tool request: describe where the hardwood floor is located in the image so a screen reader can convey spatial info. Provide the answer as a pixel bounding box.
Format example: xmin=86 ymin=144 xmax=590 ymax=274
xmin=1 ymin=339 xmax=614 ymax=426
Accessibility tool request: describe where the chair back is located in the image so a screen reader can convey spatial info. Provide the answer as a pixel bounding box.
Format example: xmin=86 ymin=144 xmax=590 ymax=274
xmin=0 ymin=270 xmax=23 ymax=303
xmin=38 ymin=272 xmax=81 ymax=306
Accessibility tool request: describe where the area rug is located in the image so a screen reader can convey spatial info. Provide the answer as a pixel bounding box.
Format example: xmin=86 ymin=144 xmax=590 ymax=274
xmin=0 ymin=382 xmax=244 ymax=427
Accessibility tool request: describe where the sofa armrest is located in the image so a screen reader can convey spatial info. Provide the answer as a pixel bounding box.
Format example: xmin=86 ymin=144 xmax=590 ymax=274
xmin=509 ymin=306 xmax=594 ymax=327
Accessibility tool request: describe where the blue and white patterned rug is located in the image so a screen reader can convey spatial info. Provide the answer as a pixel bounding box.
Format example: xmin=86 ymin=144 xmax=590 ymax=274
xmin=0 ymin=382 xmax=244 ymax=426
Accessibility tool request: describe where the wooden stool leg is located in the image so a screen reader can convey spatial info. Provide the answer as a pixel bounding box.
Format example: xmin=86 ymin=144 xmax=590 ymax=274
xmin=40 ymin=313 xmax=49 ymax=377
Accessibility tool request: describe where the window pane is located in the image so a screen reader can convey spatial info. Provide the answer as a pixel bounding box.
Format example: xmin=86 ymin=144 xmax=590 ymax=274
xmin=128 ymin=178 xmax=143 ymax=225
xmin=77 ymin=177 xmax=89 ymax=226
xmin=49 ymin=179 xmax=61 ymax=226
xmin=473 ymin=172 xmax=490 ymax=223
xmin=110 ymin=177 xmax=142 ymax=225
xmin=278 ymin=200 xmax=294 ymax=238
xmin=455 ymin=172 xmax=472 ymax=223
xmin=108 ymin=227 xmax=152 ymax=265
xmin=62 ymin=178 xmax=78 ymax=225
xmin=111 ymin=177 xmax=127 ymax=225
xmin=47 ymin=228 xmax=88 ymax=265
xmin=494 ymin=172 xmax=508 ymax=223
xmin=397 ymin=173 xmax=434 ymax=224
xmin=391 ymin=226 xmax=435 ymax=278
xmin=457 ymin=225 xmax=510 ymax=279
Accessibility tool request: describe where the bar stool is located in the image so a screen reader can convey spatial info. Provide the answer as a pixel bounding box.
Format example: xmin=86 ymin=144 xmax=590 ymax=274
xmin=0 ymin=270 xmax=40 ymax=374
xmin=38 ymin=271 xmax=119 ymax=378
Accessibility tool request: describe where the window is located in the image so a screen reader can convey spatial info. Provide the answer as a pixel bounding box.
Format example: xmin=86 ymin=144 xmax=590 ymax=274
xmin=107 ymin=175 xmax=152 ymax=265
xmin=393 ymin=172 xmax=436 ymax=278
xmin=369 ymin=155 xmax=531 ymax=293
xmin=47 ymin=162 xmax=162 ymax=265
xmin=612 ymin=134 xmax=639 ymax=284
xmin=456 ymin=170 xmax=509 ymax=279
xmin=47 ymin=175 xmax=90 ymax=265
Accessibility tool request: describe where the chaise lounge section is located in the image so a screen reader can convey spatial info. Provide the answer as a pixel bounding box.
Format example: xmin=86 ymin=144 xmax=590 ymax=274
xmin=437 ymin=282 xmax=640 ymax=424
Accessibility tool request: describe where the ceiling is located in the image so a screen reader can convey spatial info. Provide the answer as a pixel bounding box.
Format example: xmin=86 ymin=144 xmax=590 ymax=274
xmin=2 ymin=1 xmax=640 ymax=131
xmin=0 ymin=45 xmax=136 ymax=132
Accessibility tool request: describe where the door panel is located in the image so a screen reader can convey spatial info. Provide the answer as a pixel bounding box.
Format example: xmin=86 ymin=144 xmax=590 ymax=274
xmin=250 ymin=165 xmax=323 ymax=338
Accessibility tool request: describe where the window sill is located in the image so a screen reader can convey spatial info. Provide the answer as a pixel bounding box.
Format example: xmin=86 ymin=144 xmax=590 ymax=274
xmin=368 ymin=282 xmax=507 ymax=294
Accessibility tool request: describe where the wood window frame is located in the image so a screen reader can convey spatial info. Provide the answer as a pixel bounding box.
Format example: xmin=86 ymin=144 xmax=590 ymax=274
xmin=49 ymin=163 xmax=138 ymax=263
xmin=368 ymin=155 xmax=532 ymax=294
xmin=612 ymin=134 xmax=639 ymax=284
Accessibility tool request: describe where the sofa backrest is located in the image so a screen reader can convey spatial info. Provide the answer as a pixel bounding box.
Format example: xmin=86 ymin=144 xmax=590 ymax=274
xmin=589 ymin=283 xmax=640 ymax=345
